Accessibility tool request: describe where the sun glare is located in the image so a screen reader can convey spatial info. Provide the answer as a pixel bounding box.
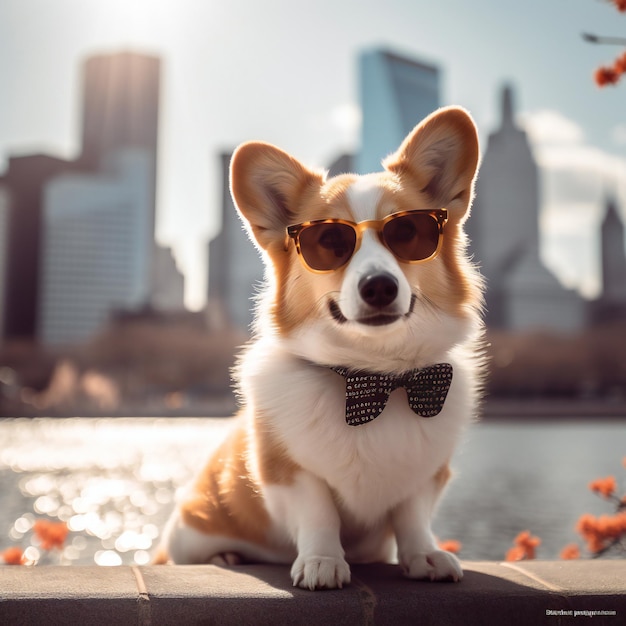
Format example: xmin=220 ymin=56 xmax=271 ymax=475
xmin=80 ymin=0 xmax=187 ymax=47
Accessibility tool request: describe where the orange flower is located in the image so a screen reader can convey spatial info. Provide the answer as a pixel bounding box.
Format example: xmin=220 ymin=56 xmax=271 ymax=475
xmin=2 ymin=546 xmax=26 ymax=565
xmin=598 ymin=512 xmax=626 ymax=538
xmin=505 ymin=546 xmax=526 ymax=562
xmin=576 ymin=511 xmax=626 ymax=554
xmin=577 ymin=513 xmax=597 ymax=534
xmin=613 ymin=0 xmax=626 ymax=12
xmin=437 ymin=539 xmax=462 ymax=554
xmin=577 ymin=513 xmax=602 ymax=551
xmin=515 ymin=530 xmax=541 ymax=559
xmin=614 ymin=52 xmax=626 ymax=75
xmin=588 ymin=476 xmax=617 ymax=497
xmin=33 ymin=519 xmax=69 ymax=551
xmin=560 ymin=544 xmax=580 ymax=560
xmin=504 ymin=530 xmax=541 ymax=561
xmin=595 ymin=66 xmax=620 ymax=87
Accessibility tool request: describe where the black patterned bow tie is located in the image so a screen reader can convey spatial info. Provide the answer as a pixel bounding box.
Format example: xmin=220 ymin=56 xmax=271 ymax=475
xmin=331 ymin=363 xmax=453 ymax=426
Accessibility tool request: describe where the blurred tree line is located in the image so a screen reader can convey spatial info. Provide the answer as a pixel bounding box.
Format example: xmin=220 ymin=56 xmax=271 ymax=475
xmin=1 ymin=315 xmax=625 ymax=417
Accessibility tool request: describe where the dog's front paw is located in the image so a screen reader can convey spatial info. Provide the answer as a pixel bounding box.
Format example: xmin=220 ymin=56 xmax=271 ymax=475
xmin=400 ymin=550 xmax=463 ymax=582
xmin=291 ymin=555 xmax=351 ymax=590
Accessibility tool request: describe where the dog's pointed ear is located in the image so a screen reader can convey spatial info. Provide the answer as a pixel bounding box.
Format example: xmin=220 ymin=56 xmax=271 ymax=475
xmin=383 ymin=106 xmax=480 ymax=219
xmin=230 ymin=142 xmax=325 ymax=251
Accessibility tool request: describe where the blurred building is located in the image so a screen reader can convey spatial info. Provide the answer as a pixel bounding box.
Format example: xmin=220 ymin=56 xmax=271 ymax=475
xmin=0 ymin=154 xmax=74 ymax=338
xmin=327 ymin=153 xmax=355 ymax=178
xmin=357 ymin=48 xmax=440 ymax=174
xmin=39 ymin=149 xmax=154 ymax=344
xmin=0 ymin=50 xmax=184 ymax=344
xmin=469 ymin=85 xmax=586 ymax=332
xmin=590 ymin=195 xmax=626 ymax=323
xmin=151 ymin=244 xmax=186 ymax=312
xmin=78 ymin=51 xmax=160 ymax=239
xmin=208 ymin=153 xmax=264 ymax=330
xmin=0 ymin=185 xmax=9 ymax=339
xmin=600 ymin=195 xmax=626 ymax=303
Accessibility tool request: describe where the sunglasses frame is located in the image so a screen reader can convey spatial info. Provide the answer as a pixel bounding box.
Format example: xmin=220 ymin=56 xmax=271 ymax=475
xmin=285 ymin=208 xmax=449 ymax=273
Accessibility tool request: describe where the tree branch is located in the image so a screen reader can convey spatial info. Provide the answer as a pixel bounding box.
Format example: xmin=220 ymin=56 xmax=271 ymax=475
xmin=583 ymin=32 xmax=626 ymax=45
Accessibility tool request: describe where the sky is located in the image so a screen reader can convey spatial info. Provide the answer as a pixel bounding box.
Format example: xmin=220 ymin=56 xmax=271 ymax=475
xmin=1 ymin=0 xmax=626 ymax=308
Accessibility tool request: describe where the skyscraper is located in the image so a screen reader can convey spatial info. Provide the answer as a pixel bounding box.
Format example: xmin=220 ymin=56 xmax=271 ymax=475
xmin=469 ymin=85 xmax=585 ymax=332
xmin=0 ymin=154 xmax=74 ymax=338
xmin=151 ymin=244 xmax=186 ymax=312
xmin=80 ymin=53 xmax=159 ymax=158
xmin=1 ymin=50 xmax=182 ymax=344
xmin=600 ymin=196 xmax=626 ymax=304
xmin=79 ymin=51 xmax=160 ymax=238
xmin=37 ymin=52 xmax=164 ymax=344
xmin=357 ymin=48 xmax=440 ymax=174
xmin=208 ymin=153 xmax=264 ymax=330
xmin=590 ymin=195 xmax=626 ymax=323
xmin=39 ymin=149 xmax=154 ymax=344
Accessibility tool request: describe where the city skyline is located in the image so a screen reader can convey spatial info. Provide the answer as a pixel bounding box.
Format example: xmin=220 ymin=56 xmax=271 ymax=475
xmin=209 ymin=51 xmax=626 ymax=335
xmin=2 ymin=0 xmax=626 ymax=308
xmin=0 ymin=51 xmax=185 ymax=344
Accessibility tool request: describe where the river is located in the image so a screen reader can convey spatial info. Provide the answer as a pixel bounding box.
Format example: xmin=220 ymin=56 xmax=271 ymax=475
xmin=0 ymin=417 xmax=624 ymax=565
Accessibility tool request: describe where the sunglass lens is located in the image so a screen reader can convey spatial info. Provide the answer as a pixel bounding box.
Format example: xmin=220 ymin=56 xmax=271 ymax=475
xmin=383 ymin=213 xmax=439 ymax=261
xmin=299 ymin=223 xmax=356 ymax=271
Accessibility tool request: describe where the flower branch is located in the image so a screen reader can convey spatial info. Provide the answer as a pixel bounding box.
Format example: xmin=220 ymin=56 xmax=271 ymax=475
xmin=585 ymin=0 xmax=626 ymax=85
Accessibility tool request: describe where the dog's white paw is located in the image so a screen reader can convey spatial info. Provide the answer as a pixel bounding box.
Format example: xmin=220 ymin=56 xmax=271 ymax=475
xmin=400 ymin=550 xmax=463 ymax=582
xmin=291 ymin=555 xmax=351 ymax=590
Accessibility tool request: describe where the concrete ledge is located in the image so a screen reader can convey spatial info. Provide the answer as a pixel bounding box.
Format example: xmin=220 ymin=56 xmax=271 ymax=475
xmin=1 ymin=561 xmax=625 ymax=625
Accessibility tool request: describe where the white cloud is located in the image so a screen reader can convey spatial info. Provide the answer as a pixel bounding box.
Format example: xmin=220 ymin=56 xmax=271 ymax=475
xmin=523 ymin=110 xmax=626 ymax=191
xmin=520 ymin=109 xmax=585 ymax=146
xmin=520 ymin=109 xmax=626 ymax=299
xmin=611 ymin=122 xmax=626 ymax=146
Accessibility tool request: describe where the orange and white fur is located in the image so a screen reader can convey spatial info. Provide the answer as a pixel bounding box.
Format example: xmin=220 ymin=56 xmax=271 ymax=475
xmin=155 ymin=106 xmax=484 ymax=589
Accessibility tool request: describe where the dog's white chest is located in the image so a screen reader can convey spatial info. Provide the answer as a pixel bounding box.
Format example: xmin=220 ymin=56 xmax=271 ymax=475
xmin=245 ymin=346 xmax=466 ymax=525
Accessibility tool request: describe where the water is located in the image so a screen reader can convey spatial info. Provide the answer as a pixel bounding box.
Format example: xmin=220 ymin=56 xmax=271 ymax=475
xmin=438 ymin=420 xmax=625 ymax=559
xmin=0 ymin=417 xmax=624 ymax=565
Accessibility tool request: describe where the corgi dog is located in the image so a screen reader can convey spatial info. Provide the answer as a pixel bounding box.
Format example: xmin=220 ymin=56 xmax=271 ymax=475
xmin=155 ymin=106 xmax=484 ymax=590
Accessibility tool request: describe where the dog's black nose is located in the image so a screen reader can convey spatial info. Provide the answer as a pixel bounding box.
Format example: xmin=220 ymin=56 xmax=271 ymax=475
xmin=358 ymin=273 xmax=399 ymax=308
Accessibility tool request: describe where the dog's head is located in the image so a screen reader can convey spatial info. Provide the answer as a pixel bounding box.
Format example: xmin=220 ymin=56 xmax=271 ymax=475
xmin=230 ymin=106 xmax=482 ymax=370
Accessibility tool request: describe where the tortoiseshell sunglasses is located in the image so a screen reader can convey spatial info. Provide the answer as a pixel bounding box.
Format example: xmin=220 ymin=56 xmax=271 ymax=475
xmin=285 ymin=209 xmax=448 ymax=273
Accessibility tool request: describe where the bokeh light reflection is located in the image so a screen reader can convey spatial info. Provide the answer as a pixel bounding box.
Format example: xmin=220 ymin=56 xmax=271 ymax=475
xmin=0 ymin=417 xmax=228 ymax=565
